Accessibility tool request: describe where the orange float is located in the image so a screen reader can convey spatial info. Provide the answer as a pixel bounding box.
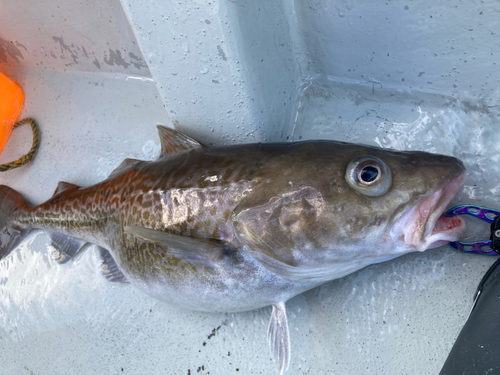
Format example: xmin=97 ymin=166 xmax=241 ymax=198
xmin=0 ymin=72 xmax=24 ymax=154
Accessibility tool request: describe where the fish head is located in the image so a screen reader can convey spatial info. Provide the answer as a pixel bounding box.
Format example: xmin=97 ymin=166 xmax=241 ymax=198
xmin=329 ymin=144 xmax=467 ymax=255
xmin=234 ymin=141 xmax=466 ymax=274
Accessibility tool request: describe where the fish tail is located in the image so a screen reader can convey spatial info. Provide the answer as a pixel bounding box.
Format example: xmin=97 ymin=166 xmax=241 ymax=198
xmin=0 ymin=185 xmax=29 ymax=260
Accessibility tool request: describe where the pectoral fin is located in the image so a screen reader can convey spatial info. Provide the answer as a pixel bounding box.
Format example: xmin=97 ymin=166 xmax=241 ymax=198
xmin=124 ymin=225 xmax=232 ymax=267
xmin=268 ymin=302 xmax=291 ymax=375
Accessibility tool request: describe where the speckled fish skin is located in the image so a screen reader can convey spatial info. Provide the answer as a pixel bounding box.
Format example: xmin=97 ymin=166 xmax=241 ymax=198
xmin=0 ymin=127 xmax=467 ymax=374
xmin=3 ymin=135 xmax=465 ymax=313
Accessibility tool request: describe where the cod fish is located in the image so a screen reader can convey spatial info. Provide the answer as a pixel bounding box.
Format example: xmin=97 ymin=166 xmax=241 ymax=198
xmin=0 ymin=126 xmax=466 ymax=374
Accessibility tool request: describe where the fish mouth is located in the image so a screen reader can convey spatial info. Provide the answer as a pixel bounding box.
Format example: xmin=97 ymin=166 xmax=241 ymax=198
xmin=393 ymin=173 xmax=467 ymax=252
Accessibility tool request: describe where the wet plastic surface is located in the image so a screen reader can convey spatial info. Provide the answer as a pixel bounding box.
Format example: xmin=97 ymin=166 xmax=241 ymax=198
xmin=440 ymin=259 xmax=500 ymax=374
xmin=1 ymin=0 xmax=500 ymax=374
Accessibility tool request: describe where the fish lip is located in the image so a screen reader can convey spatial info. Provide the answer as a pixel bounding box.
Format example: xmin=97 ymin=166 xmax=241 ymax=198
xmin=393 ymin=172 xmax=467 ymax=252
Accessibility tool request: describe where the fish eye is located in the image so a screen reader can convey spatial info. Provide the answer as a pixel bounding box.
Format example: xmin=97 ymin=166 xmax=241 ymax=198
xmin=345 ymin=155 xmax=392 ymax=197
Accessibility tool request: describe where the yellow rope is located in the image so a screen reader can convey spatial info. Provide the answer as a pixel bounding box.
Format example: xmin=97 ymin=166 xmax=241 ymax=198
xmin=0 ymin=118 xmax=40 ymax=172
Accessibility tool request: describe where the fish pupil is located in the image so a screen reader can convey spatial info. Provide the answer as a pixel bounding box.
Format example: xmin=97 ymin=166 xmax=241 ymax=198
xmin=360 ymin=166 xmax=378 ymax=183
xmin=223 ymin=245 xmax=233 ymax=256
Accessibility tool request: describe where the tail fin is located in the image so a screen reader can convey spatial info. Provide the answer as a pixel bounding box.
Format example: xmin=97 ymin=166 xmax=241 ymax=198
xmin=0 ymin=185 xmax=28 ymax=260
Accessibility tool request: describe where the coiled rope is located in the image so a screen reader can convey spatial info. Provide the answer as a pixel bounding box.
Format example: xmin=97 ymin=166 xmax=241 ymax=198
xmin=0 ymin=118 xmax=40 ymax=172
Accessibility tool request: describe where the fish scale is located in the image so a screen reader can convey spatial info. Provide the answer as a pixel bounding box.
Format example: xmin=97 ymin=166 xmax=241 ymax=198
xmin=0 ymin=125 xmax=467 ymax=375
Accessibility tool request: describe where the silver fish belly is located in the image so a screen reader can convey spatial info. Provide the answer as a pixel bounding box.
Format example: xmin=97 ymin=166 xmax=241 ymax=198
xmin=0 ymin=126 xmax=466 ymax=374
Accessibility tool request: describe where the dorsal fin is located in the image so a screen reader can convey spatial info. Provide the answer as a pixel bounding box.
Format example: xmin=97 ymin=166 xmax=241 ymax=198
xmin=157 ymin=125 xmax=202 ymax=158
xmin=53 ymin=182 xmax=79 ymax=196
xmin=108 ymin=158 xmax=140 ymax=180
